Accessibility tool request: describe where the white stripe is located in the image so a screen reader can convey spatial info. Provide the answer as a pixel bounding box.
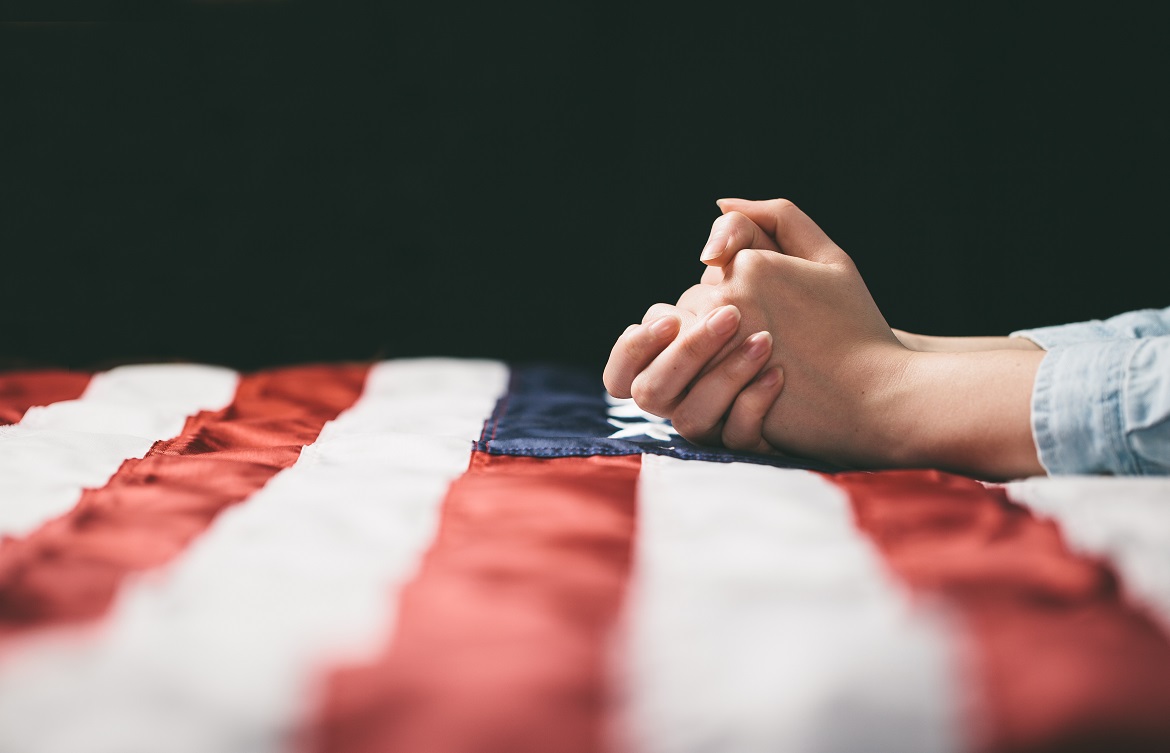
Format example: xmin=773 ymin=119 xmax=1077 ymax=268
xmin=613 ymin=456 xmax=961 ymax=753
xmin=1003 ymin=475 xmax=1170 ymax=628
xmin=0 ymin=358 xmax=508 ymax=753
xmin=0 ymin=364 xmax=239 ymax=537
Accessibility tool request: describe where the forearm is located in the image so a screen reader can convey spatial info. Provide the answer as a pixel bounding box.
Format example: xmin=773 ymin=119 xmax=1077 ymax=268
xmin=1029 ymin=337 xmax=1170 ymax=475
xmin=1012 ymin=306 xmax=1170 ymax=348
xmin=893 ymin=329 xmax=1041 ymax=353
xmin=882 ymin=349 xmax=1046 ymax=480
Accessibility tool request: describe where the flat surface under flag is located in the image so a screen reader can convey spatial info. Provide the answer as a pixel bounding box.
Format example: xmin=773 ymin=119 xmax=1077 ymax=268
xmin=2 ymin=359 xmax=1170 ymax=753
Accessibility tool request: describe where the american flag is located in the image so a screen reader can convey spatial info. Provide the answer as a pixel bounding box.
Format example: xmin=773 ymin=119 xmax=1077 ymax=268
xmin=1 ymin=360 xmax=1169 ymax=753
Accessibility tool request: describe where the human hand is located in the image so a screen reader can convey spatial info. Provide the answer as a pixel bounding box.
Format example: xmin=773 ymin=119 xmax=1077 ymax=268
xmin=698 ymin=201 xmax=1043 ymax=357
xmin=607 ymin=198 xmax=1044 ymax=478
xmin=625 ymin=198 xmax=913 ymax=468
xmin=602 ymin=304 xmax=786 ymax=453
xmin=601 ymin=206 xmax=793 ymax=452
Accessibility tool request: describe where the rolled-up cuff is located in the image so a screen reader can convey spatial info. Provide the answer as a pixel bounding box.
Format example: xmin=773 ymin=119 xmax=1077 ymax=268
xmin=1011 ymin=320 xmax=1117 ymax=350
xmin=1031 ymin=340 xmax=1143 ymax=475
xmin=1013 ymin=307 xmax=1170 ymax=349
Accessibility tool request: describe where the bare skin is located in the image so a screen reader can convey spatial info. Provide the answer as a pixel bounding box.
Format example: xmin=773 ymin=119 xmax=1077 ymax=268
xmin=605 ymin=307 xmax=786 ymax=454
xmin=603 ymin=198 xmax=1045 ymax=481
xmin=893 ymin=330 xmax=1042 ymax=353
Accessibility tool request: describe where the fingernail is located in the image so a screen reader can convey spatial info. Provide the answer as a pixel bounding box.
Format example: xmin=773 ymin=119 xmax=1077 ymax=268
xmin=706 ymin=305 xmax=740 ymax=336
xmin=757 ymin=367 xmax=782 ymax=388
xmin=742 ymin=331 xmax=771 ymax=360
xmin=648 ymin=316 xmax=678 ymax=338
xmin=700 ymin=233 xmax=725 ymax=261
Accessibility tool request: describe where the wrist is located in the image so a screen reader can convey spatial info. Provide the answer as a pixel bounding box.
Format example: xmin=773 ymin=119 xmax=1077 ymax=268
xmin=1006 ymin=336 xmax=1044 ymax=351
xmin=834 ymin=344 xmax=920 ymax=469
xmin=895 ymin=333 xmax=1044 ymax=354
xmin=867 ymin=349 xmax=929 ymax=467
xmin=892 ymin=329 xmax=928 ymax=351
xmin=884 ymin=350 xmax=1045 ymax=480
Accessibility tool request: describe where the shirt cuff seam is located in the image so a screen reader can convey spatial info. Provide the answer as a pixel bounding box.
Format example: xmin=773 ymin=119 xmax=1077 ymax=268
xmin=1032 ymin=342 xmax=1141 ymax=475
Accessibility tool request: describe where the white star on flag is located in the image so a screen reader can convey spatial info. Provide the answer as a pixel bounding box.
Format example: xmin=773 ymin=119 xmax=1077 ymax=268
xmin=605 ymin=395 xmax=678 ymax=441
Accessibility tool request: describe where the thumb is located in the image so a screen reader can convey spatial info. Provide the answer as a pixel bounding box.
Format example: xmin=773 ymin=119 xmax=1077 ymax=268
xmin=716 ymin=198 xmax=847 ymax=264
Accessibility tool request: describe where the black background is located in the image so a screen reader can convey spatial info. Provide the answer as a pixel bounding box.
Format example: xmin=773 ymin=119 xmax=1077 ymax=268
xmin=3 ymin=5 xmax=1168 ymax=371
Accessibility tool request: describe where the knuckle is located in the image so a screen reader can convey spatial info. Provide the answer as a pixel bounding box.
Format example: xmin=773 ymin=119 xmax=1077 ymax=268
xmin=629 ymin=375 xmax=669 ymax=416
xmin=678 ymin=328 xmax=714 ymax=361
xmin=722 ymin=418 xmax=761 ymax=450
xmin=676 ymin=283 xmax=717 ymax=310
xmin=610 ymin=333 xmax=646 ymax=365
xmin=772 ymin=197 xmax=797 ymax=214
xmin=723 ymin=210 xmax=749 ymax=231
xmin=705 ymin=287 xmax=734 ymax=309
xmin=721 ymin=353 xmax=758 ymax=383
xmin=602 ymin=374 xmax=627 ymax=399
xmin=628 ymin=377 xmax=653 ymax=410
xmin=721 ymin=427 xmax=756 ymax=451
xmin=641 ymin=303 xmax=673 ymax=324
xmin=734 ymin=247 xmax=770 ymax=273
xmin=614 ymin=324 xmax=642 ymax=348
xmin=720 ymin=425 xmax=744 ymax=449
xmin=736 ymin=388 xmax=770 ymax=416
xmin=602 ymin=361 xmax=632 ymax=399
xmin=726 ymin=213 xmax=760 ymax=248
xmin=671 ymin=406 xmax=716 ymax=445
xmin=706 ymin=352 xmax=756 ymax=393
xmin=669 ymin=410 xmax=699 ymax=440
xmin=722 ymin=393 xmax=770 ymax=450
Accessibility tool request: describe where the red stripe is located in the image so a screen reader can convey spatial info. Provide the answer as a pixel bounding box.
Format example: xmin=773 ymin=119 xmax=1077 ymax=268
xmin=0 ymin=363 xmax=370 ymax=641
xmin=314 ymin=452 xmax=640 ymax=753
xmin=0 ymin=369 xmax=92 ymax=426
xmin=833 ymin=470 xmax=1170 ymax=753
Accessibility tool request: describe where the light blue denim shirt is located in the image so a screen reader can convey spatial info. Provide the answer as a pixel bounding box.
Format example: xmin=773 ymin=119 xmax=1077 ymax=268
xmin=1011 ymin=307 xmax=1170 ymax=475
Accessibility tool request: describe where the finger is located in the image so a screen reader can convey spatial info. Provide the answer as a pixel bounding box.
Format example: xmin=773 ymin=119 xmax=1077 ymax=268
xmin=721 ymin=366 xmax=785 ymax=453
xmin=715 ymin=198 xmax=846 ymax=264
xmin=700 ymin=265 xmax=724 ymax=285
xmin=629 ymin=304 xmax=741 ymax=417
xmin=669 ymin=330 xmax=773 ymax=446
xmin=602 ymin=315 xmax=680 ymax=399
xmin=641 ymin=302 xmax=682 ymax=325
xmin=699 ymin=211 xmax=782 ymax=267
xmin=673 ymin=281 xmax=722 ymax=315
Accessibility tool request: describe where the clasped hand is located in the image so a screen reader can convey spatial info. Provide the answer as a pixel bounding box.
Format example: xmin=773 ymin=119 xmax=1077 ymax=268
xmin=603 ymin=198 xmax=914 ymax=469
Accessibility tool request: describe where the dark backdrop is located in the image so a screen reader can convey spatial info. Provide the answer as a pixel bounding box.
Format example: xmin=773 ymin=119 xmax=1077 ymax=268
xmin=3 ymin=5 xmax=1167 ymax=371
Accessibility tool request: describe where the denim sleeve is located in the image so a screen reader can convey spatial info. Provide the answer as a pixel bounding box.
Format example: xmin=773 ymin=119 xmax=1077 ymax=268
xmin=1032 ymin=336 xmax=1170 ymax=475
xmin=1011 ymin=306 xmax=1170 ymax=349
